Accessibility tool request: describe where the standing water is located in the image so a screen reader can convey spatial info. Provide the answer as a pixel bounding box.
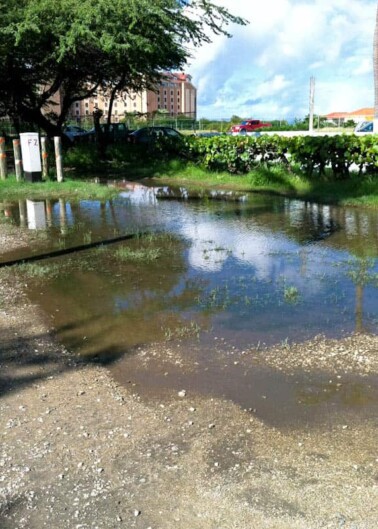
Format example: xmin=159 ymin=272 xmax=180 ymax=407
xmin=1 ymin=184 xmax=378 ymax=426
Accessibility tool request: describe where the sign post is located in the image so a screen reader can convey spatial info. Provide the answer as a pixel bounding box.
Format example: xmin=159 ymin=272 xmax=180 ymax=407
xmin=20 ymin=133 xmax=42 ymax=182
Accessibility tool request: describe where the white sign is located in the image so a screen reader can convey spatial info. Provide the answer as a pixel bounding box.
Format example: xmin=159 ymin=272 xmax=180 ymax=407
xmin=20 ymin=133 xmax=42 ymax=177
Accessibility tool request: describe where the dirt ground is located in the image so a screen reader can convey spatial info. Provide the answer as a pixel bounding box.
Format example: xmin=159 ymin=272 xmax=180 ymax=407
xmin=1 ymin=226 xmax=378 ymax=529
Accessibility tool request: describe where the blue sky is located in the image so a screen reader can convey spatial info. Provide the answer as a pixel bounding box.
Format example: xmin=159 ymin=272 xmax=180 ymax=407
xmin=188 ymin=0 xmax=376 ymax=120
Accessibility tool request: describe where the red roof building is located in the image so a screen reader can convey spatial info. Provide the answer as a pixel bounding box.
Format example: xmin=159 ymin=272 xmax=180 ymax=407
xmin=325 ymin=108 xmax=373 ymax=124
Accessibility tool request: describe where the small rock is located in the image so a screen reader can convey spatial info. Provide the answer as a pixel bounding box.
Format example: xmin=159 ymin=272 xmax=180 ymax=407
xmin=134 ymin=509 xmax=141 ymax=517
xmin=178 ymin=390 xmax=186 ymax=398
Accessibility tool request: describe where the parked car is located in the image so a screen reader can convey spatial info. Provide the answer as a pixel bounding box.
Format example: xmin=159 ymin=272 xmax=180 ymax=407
xmin=354 ymin=121 xmax=373 ymax=133
xmin=86 ymin=122 xmax=131 ymax=143
xmin=63 ymin=125 xmax=93 ymax=143
xmin=128 ymin=126 xmax=182 ymax=144
xmin=230 ymin=119 xmax=271 ymax=135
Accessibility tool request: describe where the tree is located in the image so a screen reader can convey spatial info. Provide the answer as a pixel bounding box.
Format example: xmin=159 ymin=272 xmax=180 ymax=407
xmin=0 ymin=0 xmax=246 ymax=137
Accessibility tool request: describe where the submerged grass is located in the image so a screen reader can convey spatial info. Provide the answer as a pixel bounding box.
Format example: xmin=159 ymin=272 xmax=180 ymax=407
xmin=105 ymin=232 xmax=184 ymax=263
xmin=115 ymin=246 xmax=162 ymax=262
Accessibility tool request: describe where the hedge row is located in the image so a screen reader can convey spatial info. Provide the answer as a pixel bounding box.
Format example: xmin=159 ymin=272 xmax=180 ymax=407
xmin=178 ymin=134 xmax=378 ymax=178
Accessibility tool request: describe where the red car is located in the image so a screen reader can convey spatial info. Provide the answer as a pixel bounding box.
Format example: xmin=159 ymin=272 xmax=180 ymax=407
xmin=231 ymin=119 xmax=271 ymax=134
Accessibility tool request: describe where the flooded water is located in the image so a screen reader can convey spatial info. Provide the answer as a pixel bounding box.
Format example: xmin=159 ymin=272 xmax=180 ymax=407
xmin=1 ymin=183 xmax=378 ymax=426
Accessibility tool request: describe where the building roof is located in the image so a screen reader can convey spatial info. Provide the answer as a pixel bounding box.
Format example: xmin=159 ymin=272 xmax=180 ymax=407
xmin=325 ymin=108 xmax=373 ymax=119
xmin=348 ymin=107 xmax=374 ymax=116
xmin=325 ymin=112 xmax=349 ymax=119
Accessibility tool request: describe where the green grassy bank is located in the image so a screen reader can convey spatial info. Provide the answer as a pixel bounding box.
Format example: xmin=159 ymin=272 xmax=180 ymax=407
xmin=146 ymin=159 xmax=378 ymax=208
xmin=1 ymin=156 xmax=378 ymax=208
xmin=0 ymin=175 xmax=120 ymax=201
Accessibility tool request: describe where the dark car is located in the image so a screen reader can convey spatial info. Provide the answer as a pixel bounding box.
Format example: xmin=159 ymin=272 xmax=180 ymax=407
xmin=87 ymin=123 xmax=131 ymax=142
xmin=63 ymin=125 xmax=93 ymax=143
xmin=129 ymin=126 xmax=182 ymax=144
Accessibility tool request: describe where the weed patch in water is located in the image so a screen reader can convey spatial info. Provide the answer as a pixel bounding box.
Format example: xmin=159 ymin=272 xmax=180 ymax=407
xmin=283 ymin=285 xmax=300 ymax=304
xmin=163 ymin=320 xmax=201 ymax=340
xmin=16 ymin=262 xmax=65 ymax=279
xmin=115 ymin=246 xmax=162 ymax=262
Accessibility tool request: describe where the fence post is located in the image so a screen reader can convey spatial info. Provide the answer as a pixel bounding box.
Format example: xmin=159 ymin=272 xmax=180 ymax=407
xmin=0 ymin=137 xmax=7 ymax=180
xmin=12 ymin=139 xmax=22 ymax=181
xmin=41 ymin=137 xmax=49 ymax=179
xmin=54 ymin=136 xmax=63 ymax=182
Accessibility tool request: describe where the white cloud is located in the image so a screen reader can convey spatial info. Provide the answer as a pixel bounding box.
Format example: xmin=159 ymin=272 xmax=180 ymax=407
xmin=188 ymin=0 xmax=376 ymax=119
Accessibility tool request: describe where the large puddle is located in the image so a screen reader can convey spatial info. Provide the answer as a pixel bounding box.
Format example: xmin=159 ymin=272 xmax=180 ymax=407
xmin=1 ymin=183 xmax=378 ymax=427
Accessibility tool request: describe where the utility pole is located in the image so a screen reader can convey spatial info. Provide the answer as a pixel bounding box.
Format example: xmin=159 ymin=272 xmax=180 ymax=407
xmin=309 ymin=76 xmax=315 ymax=133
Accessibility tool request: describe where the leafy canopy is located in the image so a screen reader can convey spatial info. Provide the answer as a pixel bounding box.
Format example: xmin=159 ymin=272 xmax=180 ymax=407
xmin=0 ymin=0 xmax=246 ymax=134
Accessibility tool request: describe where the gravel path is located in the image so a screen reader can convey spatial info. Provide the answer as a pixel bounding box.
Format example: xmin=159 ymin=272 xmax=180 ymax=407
xmin=1 ymin=224 xmax=378 ymax=529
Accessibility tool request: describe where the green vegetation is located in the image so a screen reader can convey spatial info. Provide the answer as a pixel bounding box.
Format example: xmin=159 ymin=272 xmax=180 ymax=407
xmin=283 ymin=285 xmax=300 ymax=303
xmin=138 ymin=134 xmax=378 ymax=208
xmin=184 ymin=134 xmax=378 ymax=178
xmin=115 ymin=246 xmax=162 ymax=262
xmin=163 ymin=320 xmax=201 ymax=340
xmin=2 ymin=133 xmax=378 ymax=208
xmin=1 ymin=0 xmax=245 ymax=137
xmin=106 ymin=232 xmax=182 ymax=263
xmin=0 ymin=175 xmax=120 ymax=201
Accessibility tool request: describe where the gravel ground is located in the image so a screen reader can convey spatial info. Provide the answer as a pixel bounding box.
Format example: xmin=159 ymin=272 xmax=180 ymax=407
xmin=1 ymin=224 xmax=378 ymax=529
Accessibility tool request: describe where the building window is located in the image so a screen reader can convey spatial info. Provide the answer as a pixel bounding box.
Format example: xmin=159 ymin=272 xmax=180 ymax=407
xmin=85 ymin=102 xmax=89 ymax=108
xmin=115 ymin=110 xmax=118 ymax=115
xmin=76 ymin=110 xmax=79 ymax=115
xmin=85 ymin=110 xmax=89 ymax=115
xmin=75 ymin=102 xmax=79 ymax=108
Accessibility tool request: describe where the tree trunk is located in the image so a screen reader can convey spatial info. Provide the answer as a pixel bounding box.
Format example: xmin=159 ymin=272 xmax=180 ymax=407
xmin=374 ymin=2 xmax=378 ymax=132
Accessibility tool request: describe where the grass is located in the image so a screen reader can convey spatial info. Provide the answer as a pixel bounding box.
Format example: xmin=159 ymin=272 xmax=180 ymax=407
xmin=0 ymin=174 xmax=120 ymax=201
xmin=115 ymin=246 xmax=162 ymax=262
xmin=95 ymin=149 xmax=378 ymax=208
xmin=283 ymin=285 xmax=300 ymax=303
xmin=111 ymin=232 xmax=182 ymax=263
xmin=3 ymin=141 xmax=378 ymax=208
xmin=148 ymin=162 xmax=378 ymax=209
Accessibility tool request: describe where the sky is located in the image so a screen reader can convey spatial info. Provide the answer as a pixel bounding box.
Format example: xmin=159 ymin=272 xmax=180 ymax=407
xmin=188 ymin=0 xmax=376 ymax=120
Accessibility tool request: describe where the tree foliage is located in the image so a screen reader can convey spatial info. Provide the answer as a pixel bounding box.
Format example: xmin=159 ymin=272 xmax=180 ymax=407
xmin=0 ymin=0 xmax=246 ymax=135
